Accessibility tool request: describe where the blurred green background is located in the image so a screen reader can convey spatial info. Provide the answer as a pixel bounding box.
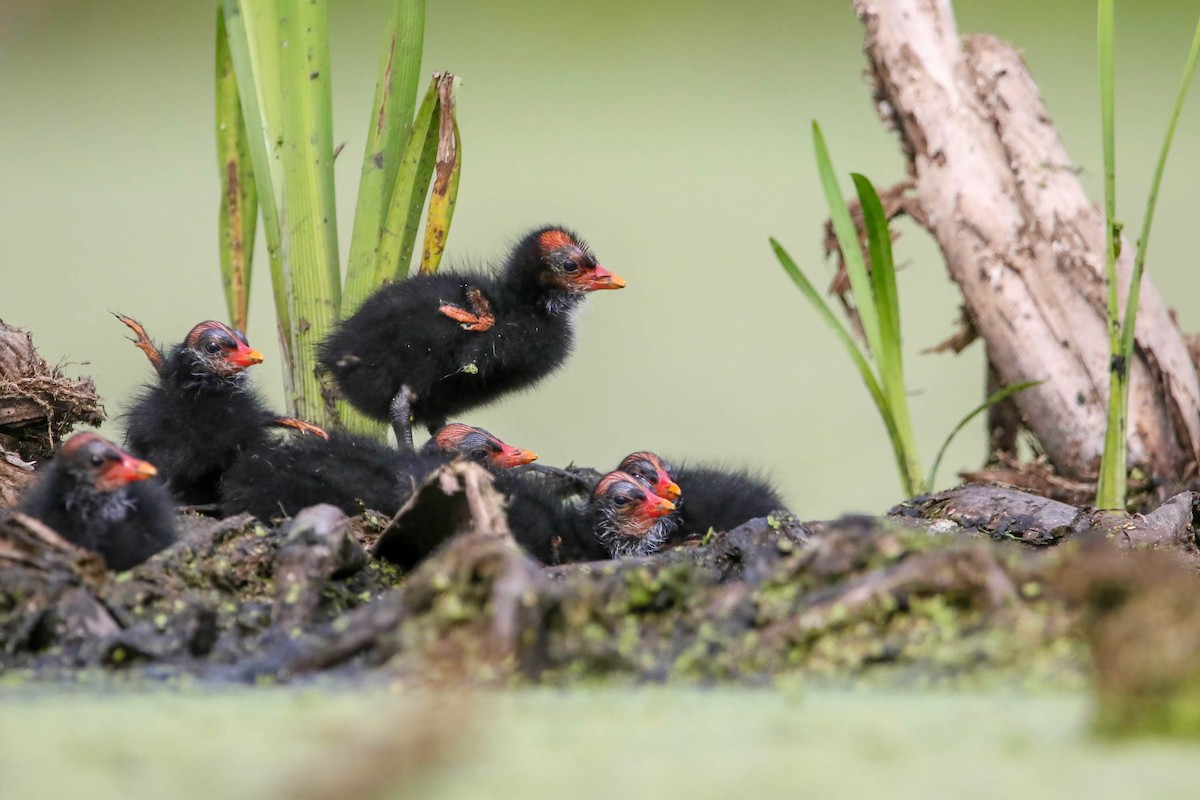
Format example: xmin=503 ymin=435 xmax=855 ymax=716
xmin=2 ymin=0 xmax=1197 ymax=517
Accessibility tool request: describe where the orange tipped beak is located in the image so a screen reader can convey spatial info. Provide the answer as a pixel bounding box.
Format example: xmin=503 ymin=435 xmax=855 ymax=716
xmin=497 ymin=445 xmax=538 ymax=469
xmin=644 ymin=496 xmax=676 ymax=519
xmin=657 ymin=478 xmax=682 ymax=503
xmin=585 ymin=265 xmax=626 ymax=291
xmin=227 ymin=344 xmax=264 ymax=368
xmin=106 ymin=455 xmax=158 ymax=486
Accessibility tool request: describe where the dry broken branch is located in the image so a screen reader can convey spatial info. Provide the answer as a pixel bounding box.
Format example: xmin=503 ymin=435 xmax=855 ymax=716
xmin=851 ymin=0 xmax=1200 ymax=489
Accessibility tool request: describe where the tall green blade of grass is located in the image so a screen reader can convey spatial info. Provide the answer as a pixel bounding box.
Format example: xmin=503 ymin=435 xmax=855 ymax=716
xmin=374 ymin=76 xmax=441 ymax=283
xmin=221 ymin=0 xmax=294 ymax=397
xmin=1099 ymin=12 xmax=1200 ymax=506
xmin=1095 ymin=0 xmax=1124 ymax=509
xmin=343 ymin=0 xmax=426 ymax=315
xmin=853 ymin=173 xmax=922 ymax=495
xmin=1118 ymin=18 xmax=1200 ymax=363
xmin=771 ymin=239 xmax=911 ymax=495
xmin=216 ymin=8 xmax=258 ymax=334
xmin=927 ymin=381 xmax=1041 ymax=489
xmin=809 ymin=125 xmax=922 ymax=496
xmin=420 ymin=74 xmax=462 ymax=275
xmin=812 ymin=123 xmax=883 ymax=365
xmin=1096 ymin=5 xmax=1200 ymax=508
xmin=276 ymin=0 xmax=341 ymax=424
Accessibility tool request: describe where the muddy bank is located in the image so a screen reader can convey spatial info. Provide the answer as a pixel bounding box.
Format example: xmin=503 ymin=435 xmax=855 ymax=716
xmin=8 ymin=467 xmax=1198 ymax=700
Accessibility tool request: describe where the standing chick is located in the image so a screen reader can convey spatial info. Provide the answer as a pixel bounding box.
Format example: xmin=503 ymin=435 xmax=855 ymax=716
xmin=318 ymin=226 xmax=625 ymax=448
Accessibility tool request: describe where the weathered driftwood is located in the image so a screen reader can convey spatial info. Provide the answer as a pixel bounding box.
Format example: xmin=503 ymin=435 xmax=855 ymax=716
xmin=252 ymin=467 xmax=521 ymax=678
xmin=849 ymin=0 xmax=1200 ymax=486
xmin=0 ymin=511 xmax=111 ymax=659
xmin=372 ymin=461 xmax=510 ymax=569
xmin=895 ymin=484 xmax=1199 ymax=549
xmin=961 ymin=453 xmax=1105 ymax=508
xmin=0 ymin=510 xmax=108 ymax=580
xmin=271 ymin=504 xmax=367 ymax=632
xmin=789 ymin=545 xmax=1018 ymax=636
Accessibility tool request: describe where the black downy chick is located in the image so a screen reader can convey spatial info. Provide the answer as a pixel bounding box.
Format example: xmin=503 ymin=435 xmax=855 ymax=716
xmin=618 ymin=451 xmax=786 ymax=543
xmin=505 ymin=470 xmax=675 ymax=564
xmin=220 ymin=423 xmax=538 ymax=521
xmin=19 ymin=432 xmax=177 ymax=570
xmin=317 ymin=226 xmax=625 ymax=449
xmin=119 ymin=317 xmax=326 ymax=506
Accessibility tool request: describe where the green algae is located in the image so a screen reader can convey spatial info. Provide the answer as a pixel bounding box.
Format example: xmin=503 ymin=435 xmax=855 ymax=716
xmin=3 ymin=686 xmax=1200 ymax=800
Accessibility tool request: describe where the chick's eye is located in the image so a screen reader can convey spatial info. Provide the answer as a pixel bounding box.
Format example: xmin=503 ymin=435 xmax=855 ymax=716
xmin=562 ymin=259 xmax=578 ymax=273
xmin=612 ymin=495 xmax=632 ymax=507
xmin=89 ymin=454 xmax=105 ymax=467
xmin=205 ymin=341 xmax=222 ymax=354
xmin=471 ymin=448 xmax=489 ymax=461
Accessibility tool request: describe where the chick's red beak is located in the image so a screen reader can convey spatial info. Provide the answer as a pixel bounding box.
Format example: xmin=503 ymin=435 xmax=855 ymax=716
xmin=656 ymin=474 xmax=682 ymax=503
xmin=583 ymin=265 xmax=626 ymax=291
xmin=99 ymin=454 xmax=158 ymax=489
xmin=496 ymin=443 xmax=538 ymax=468
xmin=226 ymin=341 xmax=264 ymax=368
xmin=642 ymin=495 xmax=676 ymax=519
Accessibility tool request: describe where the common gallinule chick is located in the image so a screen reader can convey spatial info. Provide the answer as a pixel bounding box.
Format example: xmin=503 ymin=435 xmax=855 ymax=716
xmin=506 ymin=470 xmax=676 ymax=564
xmin=317 ymin=226 xmax=625 ymax=449
xmin=618 ymin=452 xmax=786 ymax=542
xmin=220 ymin=423 xmax=538 ymax=521
xmin=19 ymin=433 xmax=177 ymax=570
xmin=616 ymin=451 xmax=682 ymax=502
xmin=119 ymin=317 xmax=326 ymax=506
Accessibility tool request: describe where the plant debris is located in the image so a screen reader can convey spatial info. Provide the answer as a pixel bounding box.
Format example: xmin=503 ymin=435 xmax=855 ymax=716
xmin=0 ymin=320 xmax=104 ymax=507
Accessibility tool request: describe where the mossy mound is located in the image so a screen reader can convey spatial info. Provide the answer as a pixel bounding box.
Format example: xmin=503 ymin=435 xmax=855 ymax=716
xmin=6 ymin=468 xmax=1200 ymax=739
